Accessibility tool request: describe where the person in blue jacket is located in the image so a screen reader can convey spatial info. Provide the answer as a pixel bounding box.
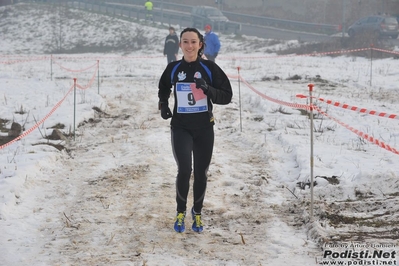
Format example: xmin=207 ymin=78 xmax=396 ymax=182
xmin=203 ymin=24 xmax=221 ymax=62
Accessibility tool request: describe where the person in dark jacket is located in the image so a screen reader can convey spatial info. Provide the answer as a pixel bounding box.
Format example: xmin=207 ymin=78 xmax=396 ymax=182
xmin=158 ymin=27 xmax=232 ymax=234
xmin=163 ymin=26 xmax=179 ymax=64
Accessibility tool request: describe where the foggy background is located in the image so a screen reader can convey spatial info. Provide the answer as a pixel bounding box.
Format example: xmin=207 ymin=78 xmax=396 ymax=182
xmin=161 ymin=0 xmax=399 ymax=26
xmin=1 ymin=0 xmax=398 ymax=28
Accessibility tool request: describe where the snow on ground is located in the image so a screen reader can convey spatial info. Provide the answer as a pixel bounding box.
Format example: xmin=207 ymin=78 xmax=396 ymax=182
xmin=0 ymin=2 xmax=399 ymax=266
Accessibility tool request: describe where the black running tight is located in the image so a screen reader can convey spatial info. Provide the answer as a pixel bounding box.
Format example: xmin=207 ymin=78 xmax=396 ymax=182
xmin=171 ymin=126 xmax=214 ymax=214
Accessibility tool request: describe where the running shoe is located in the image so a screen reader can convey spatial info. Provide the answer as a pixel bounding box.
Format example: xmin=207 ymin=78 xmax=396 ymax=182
xmin=191 ymin=208 xmax=203 ymax=233
xmin=174 ymin=212 xmax=186 ymax=233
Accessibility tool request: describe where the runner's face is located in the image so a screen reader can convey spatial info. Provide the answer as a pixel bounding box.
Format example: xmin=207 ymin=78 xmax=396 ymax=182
xmin=180 ymin=31 xmax=202 ymax=62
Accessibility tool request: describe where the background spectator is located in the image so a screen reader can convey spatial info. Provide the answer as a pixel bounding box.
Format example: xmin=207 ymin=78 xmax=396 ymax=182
xmin=163 ymin=26 xmax=179 ymax=64
xmin=203 ymin=24 xmax=220 ymax=62
xmin=144 ymin=0 xmax=153 ymax=21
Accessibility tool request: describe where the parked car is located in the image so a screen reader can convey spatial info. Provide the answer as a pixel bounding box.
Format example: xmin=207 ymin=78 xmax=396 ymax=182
xmin=347 ymin=15 xmax=399 ymax=39
xmin=191 ymin=6 xmax=240 ymax=33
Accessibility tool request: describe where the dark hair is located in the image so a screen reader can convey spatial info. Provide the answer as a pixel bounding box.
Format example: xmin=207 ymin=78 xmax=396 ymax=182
xmin=169 ymin=26 xmax=175 ymax=31
xmin=180 ymin=27 xmax=205 ymax=57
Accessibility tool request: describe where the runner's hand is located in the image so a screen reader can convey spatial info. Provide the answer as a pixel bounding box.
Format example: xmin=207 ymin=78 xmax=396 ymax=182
xmin=159 ymin=102 xmax=172 ymax=119
xmin=195 ymin=78 xmax=209 ymax=94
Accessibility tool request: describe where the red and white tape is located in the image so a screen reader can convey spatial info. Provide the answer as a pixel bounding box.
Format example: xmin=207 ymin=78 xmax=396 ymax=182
xmin=0 ymin=85 xmax=74 ymax=150
xmin=239 ymin=76 xmax=309 ymax=110
xmin=313 ymin=106 xmax=399 ymax=155
xmin=0 ymin=56 xmax=49 ymax=65
xmin=296 ymin=94 xmax=399 ymax=120
xmin=53 ymin=59 xmax=99 ymax=73
xmin=235 ymin=79 xmax=399 ymax=156
xmin=371 ymin=47 xmax=399 ymax=56
xmin=76 ymin=64 xmax=99 ymax=90
xmin=220 ymin=48 xmax=370 ymax=60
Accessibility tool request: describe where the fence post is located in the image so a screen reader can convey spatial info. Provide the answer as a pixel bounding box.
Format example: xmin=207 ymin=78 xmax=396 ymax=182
xmin=160 ymin=0 xmax=164 ymax=26
xmin=370 ymin=44 xmax=373 ymax=87
xmin=97 ymin=60 xmax=100 ymax=94
xmin=237 ymin=66 xmax=242 ymax=132
xmin=73 ymin=78 xmax=77 ymax=141
xmin=308 ymin=83 xmax=315 ymax=220
xmin=50 ymin=54 xmax=53 ymax=81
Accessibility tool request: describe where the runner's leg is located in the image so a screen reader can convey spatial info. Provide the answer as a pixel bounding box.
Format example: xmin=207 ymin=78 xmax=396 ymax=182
xmin=192 ymin=126 xmax=214 ymax=213
xmin=171 ymin=127 xmax=194 ymax=213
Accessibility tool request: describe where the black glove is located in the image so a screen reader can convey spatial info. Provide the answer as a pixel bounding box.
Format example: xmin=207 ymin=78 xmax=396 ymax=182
xmin=159 ymin=102 xmax=172 ymax=120
xmin=195 ymin=78 xmax=209 ymax=94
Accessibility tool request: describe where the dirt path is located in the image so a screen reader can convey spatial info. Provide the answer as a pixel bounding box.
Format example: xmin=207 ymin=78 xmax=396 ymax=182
xmin=15 ymin=78 xmax=318 ymax=265
xmin=6 ymin=75 xmax=397 ymax=266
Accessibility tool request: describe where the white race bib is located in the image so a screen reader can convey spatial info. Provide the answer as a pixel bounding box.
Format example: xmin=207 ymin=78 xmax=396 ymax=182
xmin=176 ymin=82 xmax=208 ymax=113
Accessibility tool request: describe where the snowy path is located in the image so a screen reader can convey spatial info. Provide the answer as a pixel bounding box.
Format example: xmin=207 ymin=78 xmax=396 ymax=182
xmin=1 ymin=77 xmax=320 ymax=265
